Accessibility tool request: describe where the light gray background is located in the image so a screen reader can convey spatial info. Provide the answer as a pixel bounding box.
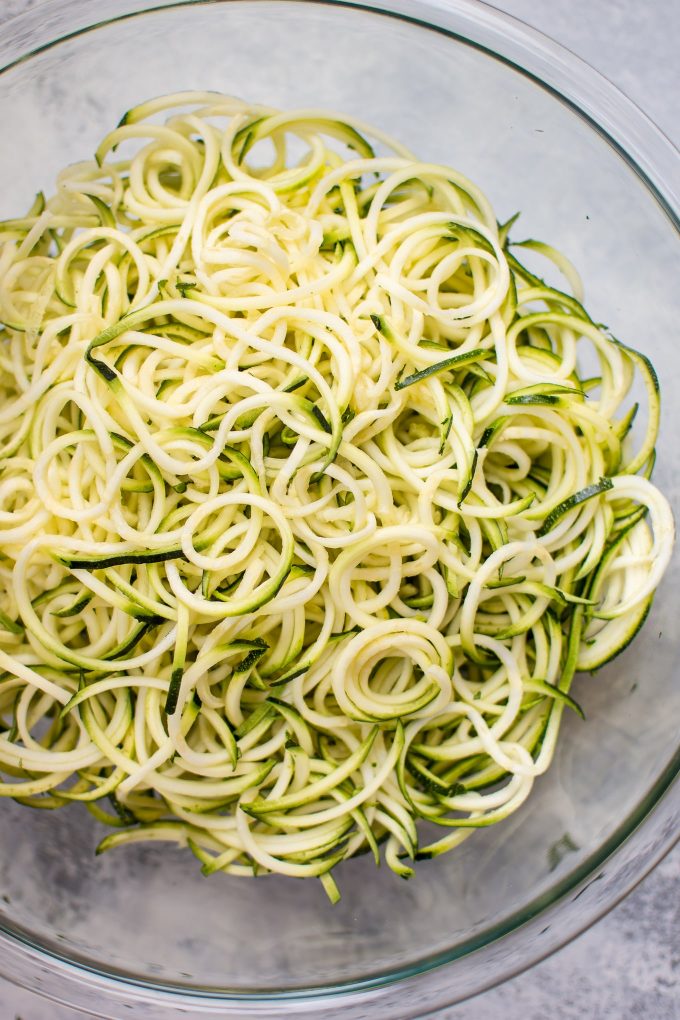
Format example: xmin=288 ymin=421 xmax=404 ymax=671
xmin=0 ymin=0 xmax=678 ymax=1018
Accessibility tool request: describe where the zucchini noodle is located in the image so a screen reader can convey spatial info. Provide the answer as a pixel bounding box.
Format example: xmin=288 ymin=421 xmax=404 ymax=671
xmin=0 ymin=92 xmax=673 ymax=899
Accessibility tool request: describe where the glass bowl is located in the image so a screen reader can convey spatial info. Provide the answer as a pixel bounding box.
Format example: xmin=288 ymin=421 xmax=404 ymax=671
xmin=0 ymin=2 xmax=678 ymax=1017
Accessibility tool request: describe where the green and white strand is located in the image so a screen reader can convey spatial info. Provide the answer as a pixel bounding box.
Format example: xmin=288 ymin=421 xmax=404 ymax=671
xmin=0 ymin=92 xmax=673 ymax=898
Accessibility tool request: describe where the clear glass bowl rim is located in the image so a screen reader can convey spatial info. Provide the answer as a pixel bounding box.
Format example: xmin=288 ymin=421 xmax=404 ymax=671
xmin=0 ymin=1 xmax=678 ymax=1015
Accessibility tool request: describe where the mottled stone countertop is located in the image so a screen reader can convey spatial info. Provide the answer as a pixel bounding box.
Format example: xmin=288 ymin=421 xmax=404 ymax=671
xmin=0 ymin=0 xmax=678 ymax=1018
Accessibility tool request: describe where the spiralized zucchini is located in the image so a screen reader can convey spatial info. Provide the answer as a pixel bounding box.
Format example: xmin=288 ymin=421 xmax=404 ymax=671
xmin=0 ymin=92 xmax=673 ymax=898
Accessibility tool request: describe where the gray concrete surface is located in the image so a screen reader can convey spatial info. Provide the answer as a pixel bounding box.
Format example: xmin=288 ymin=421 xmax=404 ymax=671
xmin=0 ymin=0 xmax=677 ymax=1017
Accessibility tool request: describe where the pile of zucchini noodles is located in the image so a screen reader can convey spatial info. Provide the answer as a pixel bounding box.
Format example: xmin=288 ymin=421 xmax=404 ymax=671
xmin=0 ymin=92 xmax=673 ymax=899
